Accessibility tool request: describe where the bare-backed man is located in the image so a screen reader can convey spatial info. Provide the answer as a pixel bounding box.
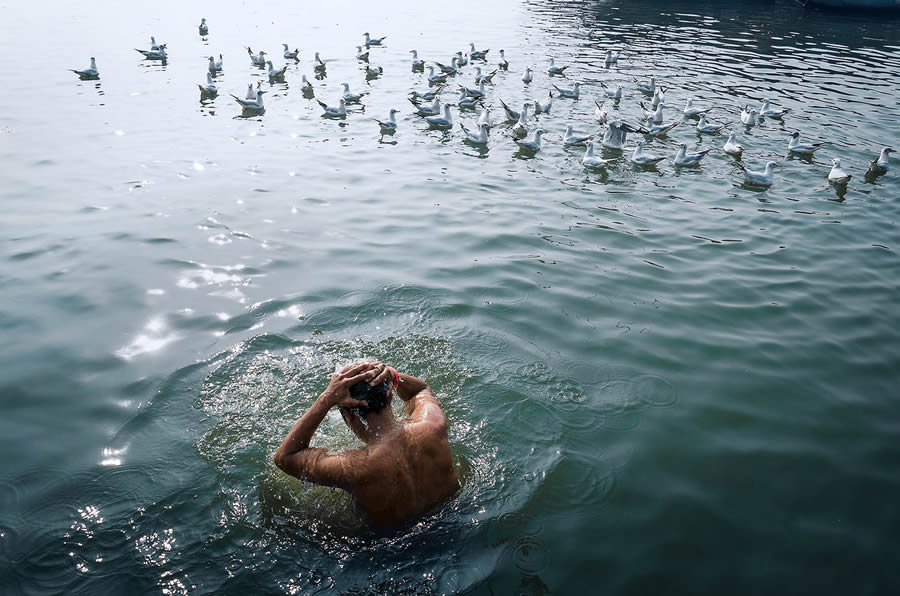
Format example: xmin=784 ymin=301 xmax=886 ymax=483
xmin=274 ymin=362 xmax=459 ymax=527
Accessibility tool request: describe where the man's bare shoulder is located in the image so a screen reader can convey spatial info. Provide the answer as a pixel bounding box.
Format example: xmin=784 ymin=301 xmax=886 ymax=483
xmin=405 ymin=387 xmax=448 ymax=429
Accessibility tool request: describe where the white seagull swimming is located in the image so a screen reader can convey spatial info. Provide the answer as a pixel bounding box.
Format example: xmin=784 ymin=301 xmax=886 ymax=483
xmin=198 ymin=72 xmax=217 ymax=95
xmin=498 ymin=49 xmax=509 ymax=70
xmin=547 ymin=58 xmax=568 ymax=75
xmin=266 ymin=60 xmax=287 ymax=80
xmin=583 ymin=141 xmax=616 ymax=168
xmin=356 ymin=46 xmax=370 ymax=61
xmin=499 ymin=99 xmax=526 ymax=122
xmin=632 ymin=141 xmax=666 ymax=166
xmin=317 ymin=98 xmax=347 ymax=118
xmin=245 ymin=81 xmax=261 ymax=99
xmin=455 ymin=87 xmax=483 ymax=109
xmin=522 ymin=67 xmax=534 ymax=84
xmin=283 ymin=44 xmax=300 ymax=60
xmin=594 ymin=100 xmax=609 ymax=125
xmin=425 ymin=104 xmax=454 ymax=129
xmin=788 ymin=132 xmax=825 ymax=156
xmin=376 ymin=109 xmax=399 ymax=134
xmin=740 ymin=161 xmax=779 ymax=186
xmin=512 ymin=105 xmax=530 ymax=137
xmin=723 ymin=132 xmax=744 ymax=156
xmin=683 ymin=98 xmax=713 ymax=117
xmin=314 ymin=52 xmax=327 ymax=69
xmin=411 ymin=86 xmax=443 ymax=101
xmin=231 ymin=89 xmax=266 ymax=111
xmin=634 ymin=76 xmax=656 ymax=95
xmin=136 ymin=44 xmax=167 ymax=60
xmin=604 ymin=50 xmax=620 ymax=65
xmin=759 ymin=98 xmax=789 ymax=118
xmin=198 ymin=18 xmax=208 ymax=36
xmin=410 ymin=50 xmax=425 ymax=68
xmin=70 ymin=57 xmax=99 ymax=78
xmin=435 ymin=58 xmax=458 ymax=74
xmin=651 ymin=87 xmax=666 ymax=108
xmin=208 ymin=54 xmax=223 ymax=72
xmin=867 ymin=147 xmax=893 ymax=175
xmin=674 ymin=143 xmax=710 ymax=166
xmin=602 ymin=121 xmax=646 ymax=149
xmin=364 ymin=32 xmax=386 ymax=46
xmin=740 ymin=105 xmax=759 ymax=126
xmin=553 ymin=82 xmax=580 ymax=99
xmin=459 ymin=80 xmax=486 ymax=98
xmin=474 ymin=67 xmax=497 ymax=84
xmin=365 ymin=65 xmax=383 ymax=78
xmin=697 ymin=114 xmax=726 ymax=134
xmin=828 ymin=158 xmax=852 ymax=184
xmin=534 ymin=92 xmax=553 ymax=115
xmin=411 ymin=97 xmax=441 ymax=116
xmin=300 ymin=75 xmax=314 ymax=94
xmin=478 ymin=107 xmax=494 ymax=128
xmin=455 ymin=52 xmax=469 ymax=67
xmin=515 ymin=129 xmax=545 ymax=152
xmin=342 ymin=82 xmax=367 ymax=103
xmin=427 ymin=65 xmax=450 ymax=84
xmin=247 ymin=48 xmax=267 ymax=66
xmin=645 ymin=119 xmax=681 ymax=137
xmin=461 ymin=122 xmax=490 ymax=145
xmin=469 ymin=43 xmax=489 ymax=60
xmin=564 ymin=125 xmax=594 ymax=146
xmin=599 ymin=81 xmax=623 ymax=100
xmin=640 ymin=101 xmax=664 ymax=123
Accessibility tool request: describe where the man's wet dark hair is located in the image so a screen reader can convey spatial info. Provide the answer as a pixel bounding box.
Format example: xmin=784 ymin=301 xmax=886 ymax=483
xmin=349 ymin=380 xmax=390 ymax=415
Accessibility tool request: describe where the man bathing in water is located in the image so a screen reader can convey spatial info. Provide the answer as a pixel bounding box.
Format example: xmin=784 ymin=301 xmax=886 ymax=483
xmin=274 ymin=361 xmax=459 ymax=527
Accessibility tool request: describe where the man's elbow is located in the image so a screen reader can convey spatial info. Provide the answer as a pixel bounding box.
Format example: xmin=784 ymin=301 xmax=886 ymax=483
xmin=273 ymin=450 xmax=286 ymax=471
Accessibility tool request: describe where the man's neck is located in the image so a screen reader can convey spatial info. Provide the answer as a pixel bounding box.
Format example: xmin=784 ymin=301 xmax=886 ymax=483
xmin=363 ymin=409 xmax=400 ymax=441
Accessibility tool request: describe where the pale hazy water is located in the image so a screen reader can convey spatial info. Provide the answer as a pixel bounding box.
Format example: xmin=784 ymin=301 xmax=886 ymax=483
xmin=2 ymin=0 xmax=900 ymax=593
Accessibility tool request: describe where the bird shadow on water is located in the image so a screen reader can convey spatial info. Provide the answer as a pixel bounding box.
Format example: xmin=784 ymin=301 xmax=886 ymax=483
xmin=234 ymin=109 xmax=265 ymax=120
xmin=582 ymin=169 xmax=611 ymax=183
xmin=462 ymin=144 xmax=490 ymax=159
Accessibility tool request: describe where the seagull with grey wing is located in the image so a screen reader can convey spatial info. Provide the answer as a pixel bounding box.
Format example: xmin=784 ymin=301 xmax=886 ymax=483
xmin=631 ymin=141 xmax=666 ymax=166
xmin=828 ymin=158 xmax=851 ymax=184
xmin=553 ymin=82 xmax=580 ymax=99
xmin=376 ymin=109 xmax=399 ymax=134
xmin=867 ymin=147 xmax=893 ymax=175
xmin=318 ymin=97 xmax=347 ymax=118
xmin=425 ymin=104 xmax=454 ymax=128
xmin=231 ymin=89 xmax=266 ymax=111
xmin=739 ymin=161 xmax=779 ymax=186
xmin=602 ymin=121 xmax=647 ymax=150
xmin=673 ymin=143 xmax=710 ymax=166
xmin=70 ymin=57 xmax=99 ymax=78
xmin=461 ymin=122 xmax=490 ymax=145
xmin=583 ymin=141 xmax=617 ymax=168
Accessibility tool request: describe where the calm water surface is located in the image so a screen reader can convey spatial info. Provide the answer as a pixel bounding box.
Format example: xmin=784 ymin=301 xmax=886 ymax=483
xmin=2 ymin=0 xmax=900 ymax=593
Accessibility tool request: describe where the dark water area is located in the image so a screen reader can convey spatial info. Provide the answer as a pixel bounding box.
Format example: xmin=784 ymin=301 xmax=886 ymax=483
xmin=2 ymin=0 xmax=900 ymax=593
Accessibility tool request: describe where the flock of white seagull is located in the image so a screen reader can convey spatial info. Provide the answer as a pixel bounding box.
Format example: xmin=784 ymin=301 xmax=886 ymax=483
xmin=69 ymin=17 xmax=895 ymax=190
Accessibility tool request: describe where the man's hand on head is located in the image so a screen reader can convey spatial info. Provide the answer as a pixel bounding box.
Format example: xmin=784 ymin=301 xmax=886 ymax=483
xmin=320 ymin=361 xmax=380 ymax=409
xmin=367 ymin=362 xmax=399 ymax=391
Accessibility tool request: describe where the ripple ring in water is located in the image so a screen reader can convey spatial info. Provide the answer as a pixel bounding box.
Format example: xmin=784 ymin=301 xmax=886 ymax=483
xmin=507 ymin=536 xmax=549 ymax=575
xmin=484 ymin=511 xmax=544 ymax=547
xmin=633 ymin=373 xmax=679 ymax=408
xmin=537 ymin=457 xmax=618 ymax=511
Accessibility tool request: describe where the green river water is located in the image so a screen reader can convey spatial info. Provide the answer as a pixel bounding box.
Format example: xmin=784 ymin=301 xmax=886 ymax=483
xmin=2 ymin=0 xmax=899 ymax=593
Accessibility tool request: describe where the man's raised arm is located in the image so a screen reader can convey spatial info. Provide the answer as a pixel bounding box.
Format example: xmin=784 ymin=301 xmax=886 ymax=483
xmin=369 ymin=364 xmax=444 ymax=423
xmin=273 ymin=362 xmax=375 ymax=487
